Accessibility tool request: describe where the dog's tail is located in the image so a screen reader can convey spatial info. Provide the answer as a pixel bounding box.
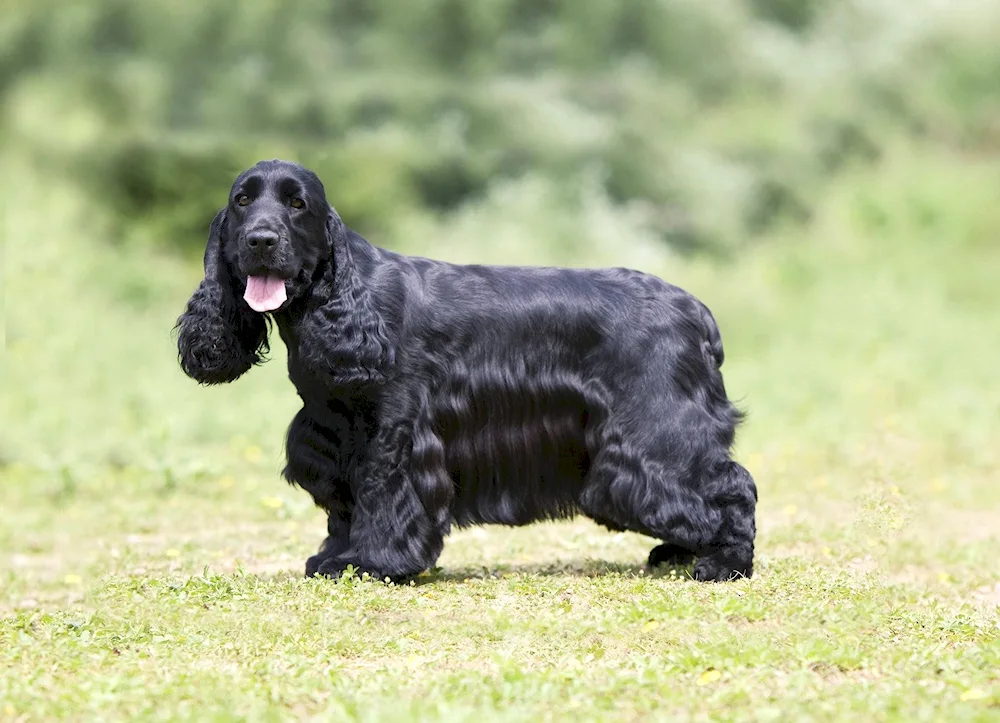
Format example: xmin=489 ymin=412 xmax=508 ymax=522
xmin=695 ymin=300 xmax=747 ymax=429
xmin=697 ymin=302 xmax=725 ymax=369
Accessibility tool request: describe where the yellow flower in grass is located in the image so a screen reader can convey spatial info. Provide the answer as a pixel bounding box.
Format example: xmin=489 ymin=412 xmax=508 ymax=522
xmin=261 ymin=496 xmax=284 ymax=509
xmin=696 ymin=670 xmax=721 ymax=686
xmin=244 ymin=445 xmax=263 ymax=464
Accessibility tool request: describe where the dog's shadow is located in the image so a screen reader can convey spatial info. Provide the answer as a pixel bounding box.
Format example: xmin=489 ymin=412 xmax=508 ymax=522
xmin=259 ymin=559 xmax=694 ymax=585
xmin=415 ymin=559 xmax=694 ymax=585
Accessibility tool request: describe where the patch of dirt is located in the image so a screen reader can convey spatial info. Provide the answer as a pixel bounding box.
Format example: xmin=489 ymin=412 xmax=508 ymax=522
xmin=920 ymin=509 xmax=1000 ymax=543
xmin=807 ymin=661 xmax=884 ymax=684
xmin=972 ymin=582 xmax=1000 ymax=608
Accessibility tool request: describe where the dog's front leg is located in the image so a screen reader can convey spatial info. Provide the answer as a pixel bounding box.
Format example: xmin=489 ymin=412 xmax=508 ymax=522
xmin=305 ymin=512 xmax=352 ymax=578
xmin=312 ymin=425 xmax=446 ymax=583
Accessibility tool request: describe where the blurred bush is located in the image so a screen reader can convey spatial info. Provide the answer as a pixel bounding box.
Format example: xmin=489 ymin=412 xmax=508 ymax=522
xmin=2 ymin=0 xmax=998 ymax=256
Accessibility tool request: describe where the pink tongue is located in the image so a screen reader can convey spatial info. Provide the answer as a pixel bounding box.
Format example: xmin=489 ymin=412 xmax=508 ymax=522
xmin=244 ymin=275 xmax=287 ymax=312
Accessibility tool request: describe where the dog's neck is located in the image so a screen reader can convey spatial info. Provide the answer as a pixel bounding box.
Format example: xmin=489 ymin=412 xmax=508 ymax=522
xmin=272 ymin=230 xmax=395 ymax=396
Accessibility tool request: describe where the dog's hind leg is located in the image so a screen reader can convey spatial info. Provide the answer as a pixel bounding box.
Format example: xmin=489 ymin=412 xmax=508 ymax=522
xmin=647 ymin=543 xmax=696 ymax=568
xmin=690 ymin=460 xmax=756 ymax=581
xmin=579 ymin=404 xmax=756 ymax=580
xmin=578 ymin=432 xmax=725 ymax=565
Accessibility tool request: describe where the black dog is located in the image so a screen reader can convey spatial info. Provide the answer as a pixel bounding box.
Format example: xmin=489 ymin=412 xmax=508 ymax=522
xmin=176 ymin=160 xmax=757 ymax=582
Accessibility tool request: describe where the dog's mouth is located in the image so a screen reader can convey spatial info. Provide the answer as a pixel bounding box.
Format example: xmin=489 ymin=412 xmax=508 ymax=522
xmin=244 ymin=275 xmax=288 ymax=312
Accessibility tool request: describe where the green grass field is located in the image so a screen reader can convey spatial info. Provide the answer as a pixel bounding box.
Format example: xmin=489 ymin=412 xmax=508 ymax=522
xmin=2 ymin=144 xmax=998 ymax=721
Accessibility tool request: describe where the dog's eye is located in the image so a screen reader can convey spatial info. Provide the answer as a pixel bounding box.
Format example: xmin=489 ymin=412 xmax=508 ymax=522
xmin=235 ymin=194 xmax=251 ymax=207
xmin=290 ymin=198 xmax=305 ymax=210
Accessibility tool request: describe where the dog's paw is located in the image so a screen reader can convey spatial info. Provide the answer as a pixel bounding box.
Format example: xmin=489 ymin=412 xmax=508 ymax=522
xmin=692 ymin=549 xmax=753 ymax=582
xmin=311 ymin=557 xmax=399 ymax=583
xmin=304 ymin=553 xmax=329 ymax=578
xmin=312 ymin=557 xmax=354 ymax=579
xmin=648 ymin=544 xmax=695 ymax=568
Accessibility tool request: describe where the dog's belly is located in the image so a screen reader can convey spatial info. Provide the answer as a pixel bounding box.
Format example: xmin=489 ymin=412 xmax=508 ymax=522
xmin=440 ymin=401 xmax=592 ymax=528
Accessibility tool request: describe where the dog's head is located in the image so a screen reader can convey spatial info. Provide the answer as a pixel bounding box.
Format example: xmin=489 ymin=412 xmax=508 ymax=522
xmin=220 ymin=159 xmax=333 ymax=312
xmin=177 ymin=160 xmax=392 ymax=387
xmin=176 ymin=160 xmax=336 ymax=384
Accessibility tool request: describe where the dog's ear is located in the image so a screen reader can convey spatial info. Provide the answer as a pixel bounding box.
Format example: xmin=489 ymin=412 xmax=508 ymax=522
xmin=295 ymin=211 xmax=395 ymax=388
xmin=175 ymin=209 xmax=270 ymax=385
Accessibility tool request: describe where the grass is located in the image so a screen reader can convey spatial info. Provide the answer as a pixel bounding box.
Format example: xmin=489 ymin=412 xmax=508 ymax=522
xmin=1 ymin=143 xmax=999 ymax=721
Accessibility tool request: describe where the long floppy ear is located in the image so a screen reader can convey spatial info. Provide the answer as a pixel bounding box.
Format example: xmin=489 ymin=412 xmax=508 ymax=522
xmin=295 ymin=212 xmax=395 ymax=388
xmin=175 ymin=209 xmax=269 ymax=385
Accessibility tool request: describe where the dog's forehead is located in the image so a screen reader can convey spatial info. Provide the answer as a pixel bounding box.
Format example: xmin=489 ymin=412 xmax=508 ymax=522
xmin=233 ymin=160 xmax=325 ymax=196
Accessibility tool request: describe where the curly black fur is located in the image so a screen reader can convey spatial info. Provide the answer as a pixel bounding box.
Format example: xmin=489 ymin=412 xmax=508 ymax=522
xmin=176 ymin=160 xmax=758 ymax=583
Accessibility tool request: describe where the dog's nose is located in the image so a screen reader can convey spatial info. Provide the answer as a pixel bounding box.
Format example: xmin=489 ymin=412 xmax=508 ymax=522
xmin=246 ymin=230 xmax=279 ymax=249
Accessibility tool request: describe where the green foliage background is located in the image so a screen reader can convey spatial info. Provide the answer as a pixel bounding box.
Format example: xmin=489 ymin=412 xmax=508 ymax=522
xmin=5 ymin=0 xmax=998 ymax=257
xmin=2 ymin=3 xmax=999 ymax=719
